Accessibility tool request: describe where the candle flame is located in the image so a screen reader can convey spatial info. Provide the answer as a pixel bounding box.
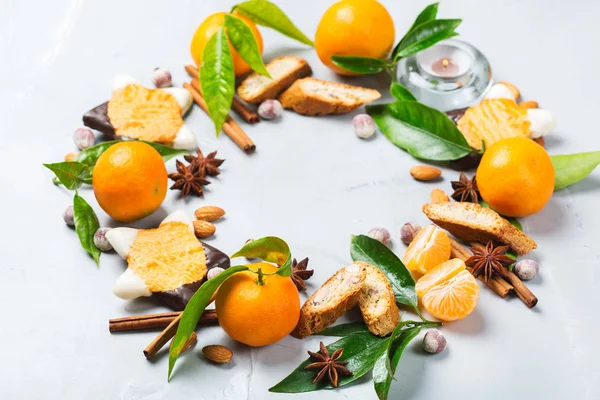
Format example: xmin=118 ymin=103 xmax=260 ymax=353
xmin=442 ymin=58 xmax=450 ymax=68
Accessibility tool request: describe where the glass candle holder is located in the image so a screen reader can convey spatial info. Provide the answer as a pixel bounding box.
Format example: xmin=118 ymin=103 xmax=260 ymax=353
xmin=395 ymin=39 xmax=492 ymax=111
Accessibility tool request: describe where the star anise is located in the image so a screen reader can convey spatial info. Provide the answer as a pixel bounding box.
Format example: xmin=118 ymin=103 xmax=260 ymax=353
xmin=184 ymin=148 xmax=224 ymax=177
xmin=451 ymin=173 xmax=480 ymax=203
xmin=291 ymin=257 xmax=313 ymax=291
xmin=304 ymin=342 xmax=352 ymax=388
xmin=168 ymin=159 xmax=210 ymax=197
xmin=465 ymin=241 xmax=514 ymax=282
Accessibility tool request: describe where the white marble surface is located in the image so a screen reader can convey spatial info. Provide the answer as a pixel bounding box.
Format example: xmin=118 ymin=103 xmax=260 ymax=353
xmin=2 ymin=0 xmax=600 ymax=399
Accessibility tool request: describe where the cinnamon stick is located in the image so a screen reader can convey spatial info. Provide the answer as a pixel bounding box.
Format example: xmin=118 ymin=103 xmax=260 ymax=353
xmin=183 ymin=82 xmax=256 ymax=154
xmin=450 ymin=238 xmax=514 ymax=298
xmin=185 ymin=64 xmax=260 ymax=124
xmin=109 ymin=309 xmax=217 ymax=333
xmin=144 ymin=313 xmax=181 ymax=360
xmin=170 ymin=331 xmax=197 ymax=355
xmin=497 ymin=269 xmax=538 ymax=308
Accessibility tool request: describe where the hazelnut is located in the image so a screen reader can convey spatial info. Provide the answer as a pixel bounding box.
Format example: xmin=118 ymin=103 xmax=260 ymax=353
xmin=63 ymin=205 xmax=75 ymax=227
xmin=152 ymin=67 xmax=172 ymax=88
xmin=257 ymin=99 xmax=282 ymax=120
xmin=400 ymin=222 xmax=421 ymax=245
xmin=423 ymin=329 xmax=446 ymax=354
xmin=368 ymin=227 xmax=391 ymax=245
xmin=207 ymin=267 xmax=225 ymax=280
xmin=73 ymin=128 xmax=96 ymax=150
xmin=514 ymin=259 xmax=539 ymax=280
xmin=93 ymin=227 xmax=113 ymax=252
xmin=353 ymin=114 xmax=376 ymax=139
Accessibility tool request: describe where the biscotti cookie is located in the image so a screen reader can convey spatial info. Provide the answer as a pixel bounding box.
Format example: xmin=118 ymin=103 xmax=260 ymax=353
xmin=357 ymin=262 xmax=399 ymax=337
xmin=291 ymin=263 xmax=367 ymax=339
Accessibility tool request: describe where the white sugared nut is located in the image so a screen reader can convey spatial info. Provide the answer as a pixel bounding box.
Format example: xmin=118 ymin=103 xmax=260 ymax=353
xmin=257 ymin=99 xmax=282 ymax=120
xmin=63 ymin=206 xmax=75 ymax=226
xmin=400 ymin=222 xmax=421 ymax=245
xmin=73 ymin=128 xmax=96 ymax=150
xmin=423 ymin=329 xmax=446 ymax=354
xmin=514 ymin=259 xmax=539 ymax=280
xmin=94 ymin=228 xmax=114 ymax=252
xmin=368 ymin=227 xmax=391 ymax=245
xmin=353 ymin=114 xmax=376 ymax=139
xmin=484 ymin=83 xmax=516 ymax=101
xmin=152 ymin=67 xmax=172 ymax=88
xmin=526 ymin=109 xmax=556 ymax=139
xmin=207 ymin=267 xmax=225 ymax=280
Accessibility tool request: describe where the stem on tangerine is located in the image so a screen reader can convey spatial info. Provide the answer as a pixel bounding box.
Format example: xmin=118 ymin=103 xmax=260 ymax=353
xmin=256 ymin=266 xmax=265 ymax=285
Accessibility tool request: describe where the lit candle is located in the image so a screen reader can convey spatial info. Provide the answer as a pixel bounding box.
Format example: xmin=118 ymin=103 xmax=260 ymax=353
xmin=417 ymin=44 xmax=473 ymax=80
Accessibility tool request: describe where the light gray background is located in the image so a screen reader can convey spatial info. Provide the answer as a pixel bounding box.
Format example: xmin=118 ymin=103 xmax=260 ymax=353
xmin=1 ymin=0 xmax=599 ymax=399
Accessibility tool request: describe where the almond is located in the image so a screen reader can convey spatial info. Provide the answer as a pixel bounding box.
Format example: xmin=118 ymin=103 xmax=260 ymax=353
xmin=518 ymin=100 xmax=539 ymax=109
xmin=169 ymin=331 xmax=197 ymax=354
xmin=195 ymin=206 xmax=226 ymax=222
xmin=202 ymin=345 xmax=233 ymax=364
xmin=193 ymin=220 xmax=216 ymax=238
xmin=410 ymin=165 xmax=442 ymax=181
xmin=498 ymin=81 xmax=520 ymax=99
xmin=431 ymin=188 xmax=450 ymax=203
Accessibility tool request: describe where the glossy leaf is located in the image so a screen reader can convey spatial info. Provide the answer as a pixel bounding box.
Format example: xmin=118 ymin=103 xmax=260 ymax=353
xmin=393 ymin=19 xmax=461 ymax=60
xmin=350 ymin=235 xmax=418 ymax=312
xmin=390 ymin=82 xmax=417 ymax=101
xmin=551 ymin=151 xmax=600 ymax=190
xmin=74 ymin=140 xmax=188 ymax=166
xmin=224 ymin=14 xmax=270 ymax=77
xmin=200 ymin=28 xmax=235 ymax=135
xmin=44 ymin=162 xmax=91 ymax=190
xmin=373 ymin=327 xmax=421 ymax=400
xmin=234 ymin=0 xmax=314 ymax=46
xmin=231 ymin=236 xmax=292 ymax=277
xmin=73 ymin=192 xmax=101 ymax=265
xmin=168 ymin=265 xmax=249 ymax=380
xmin=331 ymin=55 xmax=389 ymax=75
xmin=269 ymin=331 xmax=388 ymax=393
xmin=366 ymin=101 xmax=472 ymax=161
xmin=393 ymin=2 xmax=439 ymax=56
xmin=317 ymin=322 xmax=372 ymax=337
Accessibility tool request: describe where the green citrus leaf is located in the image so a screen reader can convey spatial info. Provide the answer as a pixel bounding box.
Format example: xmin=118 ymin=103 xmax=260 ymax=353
xmin=393 ymin=19 xmax=461 ymax=61
xmin=330 ymin=55 xmax=389 ymax=74
xmin=393 ymin=2 xmax=439 ymax=56
xmin=316 ymin=322 xmax=372 ymax=337
xmin=234 ymin=0 xmax=314 ymax=46
xmin=168 ymin=265 xmax=249 ymax=380
xmin=350 ymin=235 xmax=418 ymax=313
xmin=366 ymin=101 xmax=472 ymax=161
xmin=44 ymin=162 xmax=91 ymax=190
xmin=269 ymin=331 xmax=388 ymax=393
xmin=231 ymin=236 xmax=292 ymax=277
xmin=73 ymin=140 xmax=188 ymax=166
xmin=200 ymin=27 xmax=235 ymax=135
xmin=390 ymin=82 xmax=417 ymax=101
xmin=73 ymin=192 xmax=101 ymax=265
xmin=551 ymin=151 xmax=600 ymax=190
xmin=224 ymin=14 xmax=270 ymax=77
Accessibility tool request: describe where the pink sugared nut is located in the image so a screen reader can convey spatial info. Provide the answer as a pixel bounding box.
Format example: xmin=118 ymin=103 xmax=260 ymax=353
xmin=63 ymin=205 xmax=75 ymax=227
xmin=400 ymin=222 xmax=421 ymax=245
xmin=152 ymin=67 xmax=172 ymax=88
xmin=514 ymin=259 xmax=539 ymax=280
xmin=73 ymin=128 xmax=96 ymax=150
xmin=353 ymin=114 xmax=376 ymax=139
xmin=368 ymin=227 xmax=391 ymax=245
xmin=258 ymin=99 xmax=282 ymax=120
xmin=94 ymin=227 xmax=113 ymax=252
xmin=423 ymin=329 xmax=446 ymax=354
xmin=207 ymin=267 xmax=225 ymax=280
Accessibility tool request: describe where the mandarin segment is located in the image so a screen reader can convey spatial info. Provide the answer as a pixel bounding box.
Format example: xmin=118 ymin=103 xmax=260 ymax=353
xmin=127 ymin=222 xmax=207 ymax=292
xmin=403 ymin=225 xmax=451 ymax=275
xmin=416 ymin=258 xmax=465 ymax=297
xmin=421 ymin=270 xmax=480 ymax=321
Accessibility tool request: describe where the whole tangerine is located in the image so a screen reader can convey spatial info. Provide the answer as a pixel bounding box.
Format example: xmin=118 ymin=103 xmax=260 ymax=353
xmin=315 ymin=0 xmax=395 ymax=75
xmin=477 ymin=137 xmax=555 ymax=217
xmin=215 ymin=262 xmax=300 ymax=347
xmin=92 ymin=142 xmax=167 ymax=222
xmin=191 ymin=12 xmax=263 ymax=78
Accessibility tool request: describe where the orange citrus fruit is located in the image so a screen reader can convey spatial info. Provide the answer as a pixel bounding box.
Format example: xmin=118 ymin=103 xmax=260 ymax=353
xmin=417 ymin=259 xmax=480 ymax=321
xmin=403 ymin=225 xmax=451 ymax=275
xmin=190 ymin=12 xmax=263 ymax=78
xmin=92 ymin=142 xmax=167 ymax=222
xmin=315 ymin=0 xmax=395 ymax=75
xmin=477 ymin=137 xmax=555 ymax=217
xmin=215 ymin=262 xmax=300 ymax=347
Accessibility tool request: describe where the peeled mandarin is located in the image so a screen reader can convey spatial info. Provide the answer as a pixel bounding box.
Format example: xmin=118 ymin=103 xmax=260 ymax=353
xmin=403 ymin=225 xmax=451 ymax=275
xmin=421 ymin=270 xmax=480 ymax=322
xmin=416 ymin=258 xmax=465 ymax=298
